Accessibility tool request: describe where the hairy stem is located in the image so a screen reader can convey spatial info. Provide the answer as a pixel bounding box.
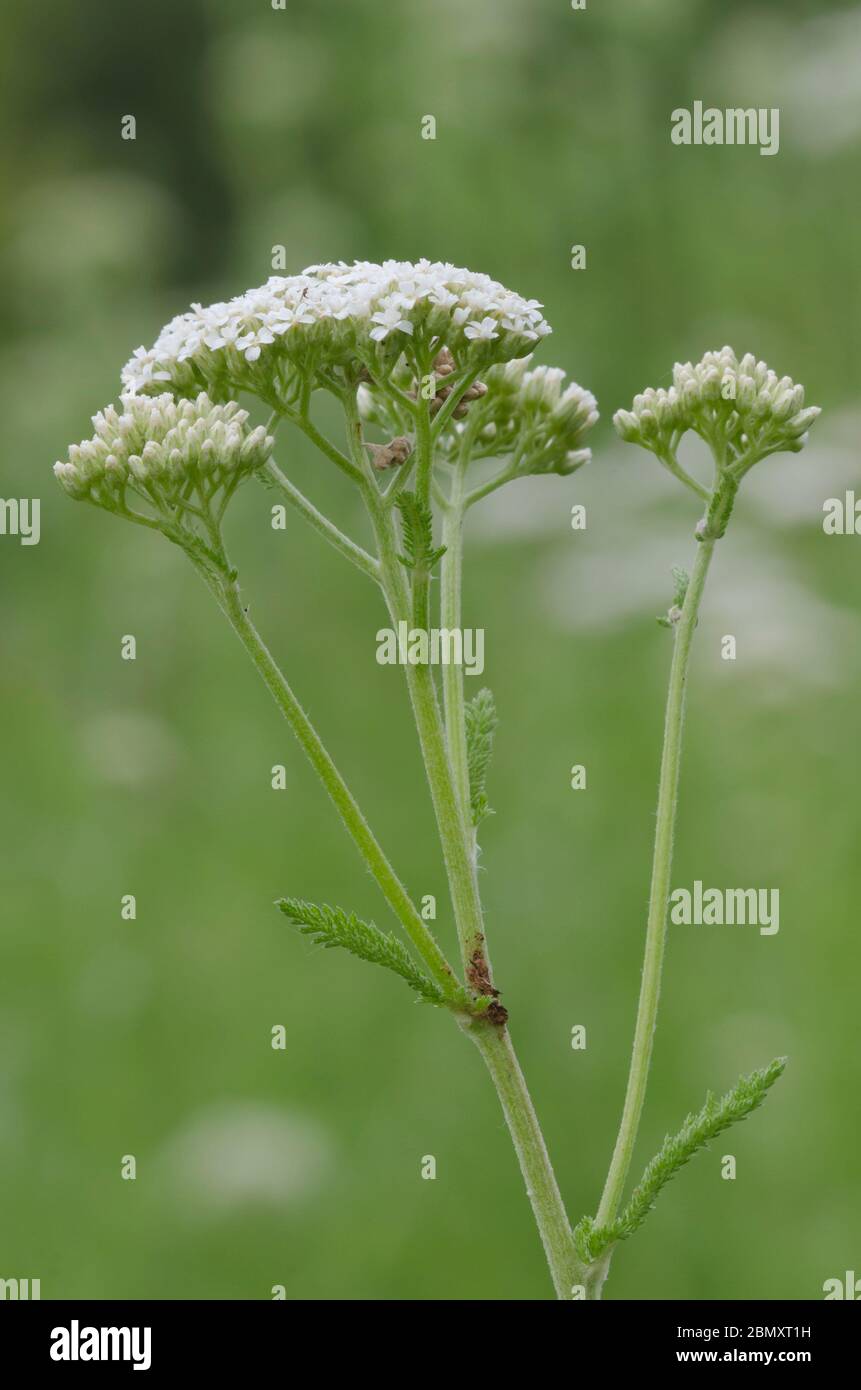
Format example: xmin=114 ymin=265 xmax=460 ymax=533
xmin=264 ymin=459 xmax=380 ymax=581
xmin=655 ymin=446 xmax=710 ymax=502
xmin=411 ymin=398 xmax=434 ymax=635
xmin=464 ymin=463 xmax=517 ymax=510
xmin=431 ymin=368 xmax=482 ymax=441
xmin=345 ymin=401 xmax=488 ymax=976
xmin=354 ymin=404 xmax=575 ymax=1300
xmin=279 ymin=405 xmax=362 ymax=482
xmin=403 ymin=642 xmax=485 ymax=972
xmin=467 ymin=1019 xmax=583 ymax=1300
xmin=311 ymin=392 xmax=576 ymax=1299
xmin=595 ymin=536 xmax=717 ymax=1251
xmin=439 ymin=462 xmax=472 ymax=835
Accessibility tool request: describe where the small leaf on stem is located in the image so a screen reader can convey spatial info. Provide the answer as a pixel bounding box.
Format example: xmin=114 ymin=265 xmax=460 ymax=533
xmin=576 ymin=1058 xmax=787 ymax=1263
xmin=277 ymin=897 xmax=446 ymax=1005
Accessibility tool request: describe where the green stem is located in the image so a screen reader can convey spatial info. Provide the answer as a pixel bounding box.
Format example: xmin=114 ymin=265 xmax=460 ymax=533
xmin=431 ymin=368 xmax=482 ymax=441
xmin=655 ymin=446 xmax=710 ymax=502
xmin=344 ymin=400 xmax=488 ymax=977
xmin=203 ymin=562 xmax=464 ymax=1007
xmin=280 ymin=406 xmax=362 ymax=483
xmin=264 ymin=459 xmax=380 ymax=582
xmin=467 ymin=1019 xmax=583 ymax=1300
xmin=412 ymin=398 xmax=434 ymax=633
xmin=595 ymin=535 xmax=717 ymax=1240
xmin=360 ymin=407 xmax=577 ymax=1300
xmin=432 ymin=448 xmax=578 ymax=1301
xmin=404 ymin=653 xmax=487 ymax=976
xmin=383 ymin=449 xmax=417 ymax=504
xmin=439 ymin=468 xmax=472 ymax=833
xmin=464 ymin=464 xmax=517 ymax=510
xmin=377 ymin=510 xmax=486 ymax=974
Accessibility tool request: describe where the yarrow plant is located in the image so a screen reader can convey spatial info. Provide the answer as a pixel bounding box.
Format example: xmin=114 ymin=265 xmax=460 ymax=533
xmin=56 ymin=259 xmax=818 ymax=1299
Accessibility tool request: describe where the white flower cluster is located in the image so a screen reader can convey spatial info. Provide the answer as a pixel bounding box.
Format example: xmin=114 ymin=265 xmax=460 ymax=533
xmin=121 ymin=260 xmax=552 ymax=399
xmin=613 ymin=348 xmax=820 ymax=461
xmin=54 ymin=393 xmax=273 ymax=509
xmin=474 ymin=356 xmax=599 ymax=476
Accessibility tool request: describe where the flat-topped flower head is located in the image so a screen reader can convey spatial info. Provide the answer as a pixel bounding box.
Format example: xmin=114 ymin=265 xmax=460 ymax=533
xmin=613 ymin=347 xmax=820 ymax=472
xmin=54 ymin=392 xmax=273 ymax=518
xmin=468 ymin=355 xmax=599 ymax=477
xmin=121 ymin=260 xmax=552 ymax=406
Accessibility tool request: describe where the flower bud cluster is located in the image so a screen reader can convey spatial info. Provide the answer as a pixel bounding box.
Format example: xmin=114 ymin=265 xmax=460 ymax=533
xmin=54 ymin=393 xmax=273 ymax=511
xmin=613 ymin=347 xmax=820 ymax=466
xmin=474 ymin=356 xmax=599 ymax=476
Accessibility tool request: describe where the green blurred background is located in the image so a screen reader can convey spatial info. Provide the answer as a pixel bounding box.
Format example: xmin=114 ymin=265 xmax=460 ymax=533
xmin=1 ymin=0 xmax=859 ymax=1300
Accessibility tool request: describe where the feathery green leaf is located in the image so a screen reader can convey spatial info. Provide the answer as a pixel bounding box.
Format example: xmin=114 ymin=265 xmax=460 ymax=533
xmin=465 ymin=688 xmax=499 ymax=826
xmin=396 ymin=491 xmax=446 ymax=571
xmin=575 ymin=1058 xmax=786 ymax=1263
xmin=277 ymin=897 xmax=445 ymax=1005
xmin=671 ymin=565 xmax=690 ymax=607
xmin=657 ymin=565 xmax=691 ymax=628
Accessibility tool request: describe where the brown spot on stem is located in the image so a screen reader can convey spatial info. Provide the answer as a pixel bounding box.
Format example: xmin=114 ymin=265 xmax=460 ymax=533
xmin=467 ymin=936 xmax=506 ymax=1024
xmin=467 ymin=941 xmax=498 ymax=998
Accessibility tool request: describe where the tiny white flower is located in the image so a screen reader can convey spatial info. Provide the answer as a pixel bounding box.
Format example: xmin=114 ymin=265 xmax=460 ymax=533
xmin=464 ymin=316 xmax=501 ymax=342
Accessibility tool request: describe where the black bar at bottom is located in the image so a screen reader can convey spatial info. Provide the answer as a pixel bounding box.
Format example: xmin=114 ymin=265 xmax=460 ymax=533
xmin=1 ymin=1298 xmax=856 ymax=1374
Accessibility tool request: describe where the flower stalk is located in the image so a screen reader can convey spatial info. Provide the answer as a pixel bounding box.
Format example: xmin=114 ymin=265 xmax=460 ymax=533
xmin=595 ymin=533 xmax=716 ymax=1238
xmin=440 ymin=457 xmax=473 ymax=838
xmin=576 ymin=347 xmax=820 ymax=1298
xmin=355 ymin=417 xmax=490 ymax=979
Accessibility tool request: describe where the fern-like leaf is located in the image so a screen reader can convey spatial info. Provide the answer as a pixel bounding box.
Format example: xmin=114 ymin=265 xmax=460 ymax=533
xmin=671 ymin=565 xmax=690 ymax=607
xmin=657 ymin=565 xmax=691 ymax=628
xmin=277 ymin=897 xmax=445 ymax=1005
xmin=396 ymin=491 xmax=446 ymax=571
xmin=575 ymin=1058 xmax=786 ymax=1263
xmin=465 ymin=688 xmax=499 ymax=826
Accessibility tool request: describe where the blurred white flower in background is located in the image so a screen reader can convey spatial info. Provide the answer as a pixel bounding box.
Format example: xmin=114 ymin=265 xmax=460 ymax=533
xmin=788 ymin=9 xmax=861 ymax=153
xmin=157 ymin=1102 xmax=333 ymax=1214
xmin=81 ymin=711 xmax=181 ymax=788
